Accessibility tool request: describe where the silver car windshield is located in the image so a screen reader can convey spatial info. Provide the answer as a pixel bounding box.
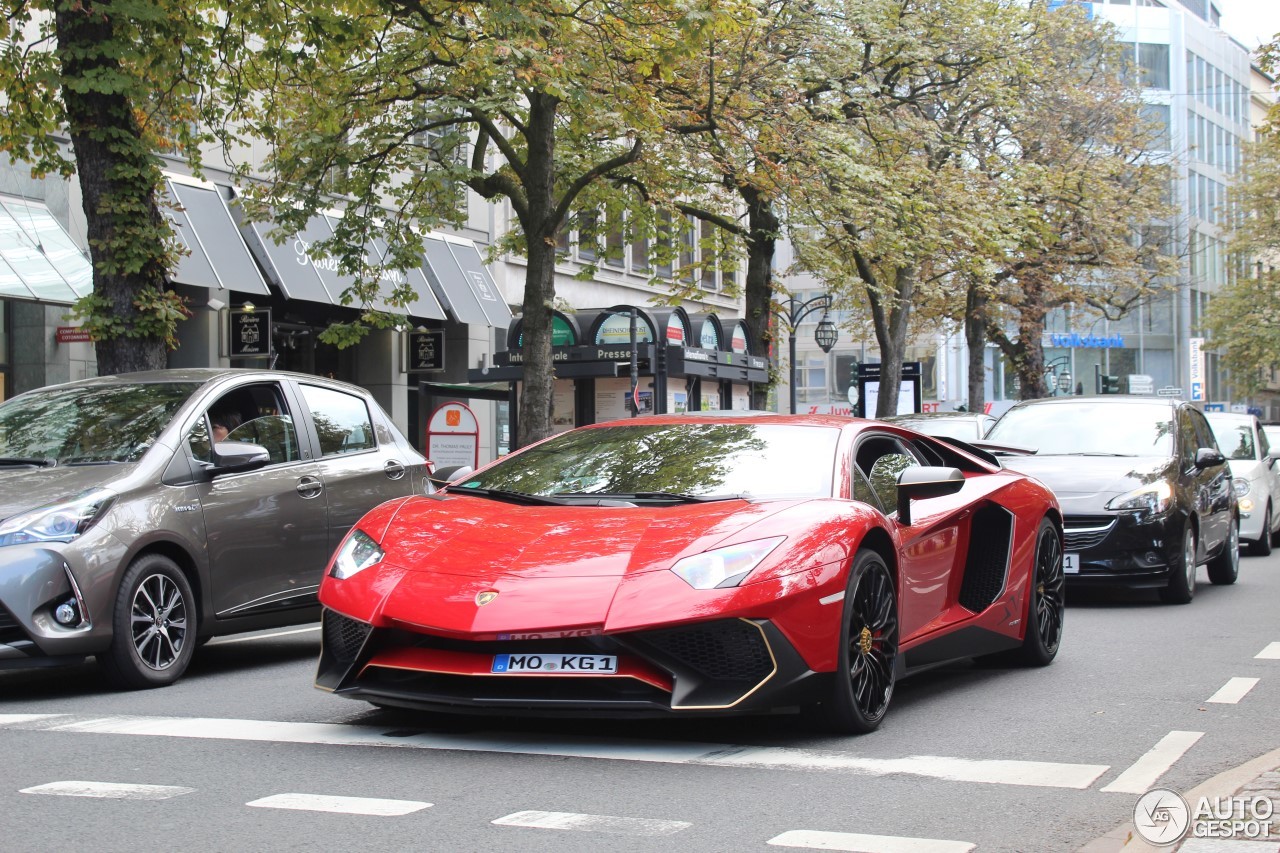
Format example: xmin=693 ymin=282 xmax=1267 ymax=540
xmin=0 ymin=382 xmax=201 ymax=464
xmin=987 ymin=403 xmax=1174 ymax=456
xmin=464 ymin=423 xmax=840 ymax=499
xmin=1208 ymin=419 xmax=1255 ymax=461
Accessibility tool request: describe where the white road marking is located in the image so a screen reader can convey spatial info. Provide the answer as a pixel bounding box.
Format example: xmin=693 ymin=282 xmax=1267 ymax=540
xmin=203 ymin=626 xmax=321 ymax=646
xmin=1256 ymin=642 xmax=1280 ymax=660
xmin=768 ymin=829 xmax=975 ymax=852
xmin=0 ymin=714 xmax=1110 ymax=790
xmin=246 ymin=793 xmax=430 ymax=816
xmin=1100 ymin=731 xmax=1204 ymax=794
xmin=492 ymin=810 xmax=690 ymax=836
xmin=1206 ymin=677 xmax=1260 ymax=704
xmin=20 ymin=781 xmax=195 ymax=800
xmin=1178 ymin=839 xmax=1280 ymax=852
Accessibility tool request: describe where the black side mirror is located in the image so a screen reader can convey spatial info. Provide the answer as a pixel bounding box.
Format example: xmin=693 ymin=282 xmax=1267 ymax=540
xmin=897 ymin=466 xmax=965 ymax=526
xmin=431 ymin=464 xmax=475 ymax=486
xmin=1195 ymin=447 xmax=1226 ymax=469
xmin=212 ymin=441 xmax=271 ymax=474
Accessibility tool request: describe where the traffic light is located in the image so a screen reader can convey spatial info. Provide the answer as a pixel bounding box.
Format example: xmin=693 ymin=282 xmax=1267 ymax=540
xmin=1100 ymin=374 xmax=1121 ymax=394
xmin=835 ymin=355 xmax=858 ymax=395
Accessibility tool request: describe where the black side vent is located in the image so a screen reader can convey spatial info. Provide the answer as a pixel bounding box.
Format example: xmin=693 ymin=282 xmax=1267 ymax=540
xmin=322 ymin=610 xmax=372 ymax=667
xmin=959 ymin=503 xmax=1013 ymax=613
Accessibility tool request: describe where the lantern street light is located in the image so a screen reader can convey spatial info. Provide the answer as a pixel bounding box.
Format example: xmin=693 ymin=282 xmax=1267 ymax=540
xmin=1044 ymin=355 xmax=1074 ymax=396
xmin=777 ymin=294 xmax=839 ymax=414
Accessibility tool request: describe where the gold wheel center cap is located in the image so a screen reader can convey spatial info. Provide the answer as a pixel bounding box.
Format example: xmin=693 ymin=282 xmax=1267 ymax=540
xmin=858 ymin=626 xmax=873 ymax=655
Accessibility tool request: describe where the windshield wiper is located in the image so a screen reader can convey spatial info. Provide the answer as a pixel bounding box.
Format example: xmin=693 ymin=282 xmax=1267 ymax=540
xmin=0 ymin=456 xmax=56 ymax=467
xmin=604 ymin=491 xmax=747 ymax=503
xmin=443 ymin=485 xmax=576 ymax=506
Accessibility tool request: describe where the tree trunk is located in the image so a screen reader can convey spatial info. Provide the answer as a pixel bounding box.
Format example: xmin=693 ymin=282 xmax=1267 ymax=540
xmin=868 ymin=265 xmax=916 ymax=418
xmin=741 ymin=188 xmax=779 ymax=411
xmin=515 ymin=91 xmax=560 ymax=448
xmin=55 ymin=2 xmax=169 ymax=375
xmin=965 ymin=284 xmax=987 ymax=413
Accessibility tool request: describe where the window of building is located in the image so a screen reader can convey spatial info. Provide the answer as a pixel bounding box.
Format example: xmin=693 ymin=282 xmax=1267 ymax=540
xmin=700 ymin=219 xmax=717 ymax=291
xmin=1138 ymin=43 xmax=1170 ymax=90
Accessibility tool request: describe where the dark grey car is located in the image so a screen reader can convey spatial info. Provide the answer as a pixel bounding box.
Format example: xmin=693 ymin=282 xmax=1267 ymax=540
xmin=0 ymin=369 xmax=429 ymax=687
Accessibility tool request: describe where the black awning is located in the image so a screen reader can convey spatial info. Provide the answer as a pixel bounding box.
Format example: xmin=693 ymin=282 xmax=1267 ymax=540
xmin=164 ymin=178 xmax=270 ymax=295
xmin=241 ymin=217 xmax=335 ymax=305
xmin=444 ymin=239 xmax=512 ymax=328
xmin=423 ymin=235 xmax=491 ymax=326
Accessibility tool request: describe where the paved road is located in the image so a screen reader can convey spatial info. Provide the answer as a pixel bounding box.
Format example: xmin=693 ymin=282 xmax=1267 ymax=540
xmin=2 ymin=554 xmax=1278 ymax=852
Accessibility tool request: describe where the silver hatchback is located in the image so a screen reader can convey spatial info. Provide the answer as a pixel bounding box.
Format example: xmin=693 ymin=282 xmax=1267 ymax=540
xmin=0 ymin=368 xmax=429 ymax=688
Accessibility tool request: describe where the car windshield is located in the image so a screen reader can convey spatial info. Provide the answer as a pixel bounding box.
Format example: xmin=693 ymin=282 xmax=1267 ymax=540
xmin=460 ymin=422 xmax=840 ymax=499
xmin=1207 ymin=419 xmax=1255 ymax=461
xmin=986 ymin=402 xmax=1173 ymax=457
xmin=0 ymin=382 xmax=201 ymax=464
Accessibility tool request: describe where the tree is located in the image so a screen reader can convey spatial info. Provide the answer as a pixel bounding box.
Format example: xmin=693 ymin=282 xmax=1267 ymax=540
xmin=0 ymin=1 xmax=225 ymax=373
xmin=223 ymin=0 xmax=727 ymax=446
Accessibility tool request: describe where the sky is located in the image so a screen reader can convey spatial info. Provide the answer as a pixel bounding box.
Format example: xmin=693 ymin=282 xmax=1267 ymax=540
xmin=1215 ymin=0 xmax=1280 ymax=51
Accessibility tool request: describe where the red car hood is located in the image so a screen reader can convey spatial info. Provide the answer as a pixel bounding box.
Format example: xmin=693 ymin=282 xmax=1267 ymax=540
xmin=365 ymin=494 xmax=803 ymax=636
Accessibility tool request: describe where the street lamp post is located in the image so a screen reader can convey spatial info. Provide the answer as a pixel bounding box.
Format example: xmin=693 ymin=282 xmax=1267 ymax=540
xmin=777 ymin=294 xmax=839 ymax=414
xmin=1043 ymin=355 xmax=1074 ymax=396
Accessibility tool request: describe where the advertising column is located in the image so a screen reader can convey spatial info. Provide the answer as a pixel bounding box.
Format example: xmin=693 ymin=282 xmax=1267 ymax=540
xmin=1189 ymin=337 xmax=1205 ymax=403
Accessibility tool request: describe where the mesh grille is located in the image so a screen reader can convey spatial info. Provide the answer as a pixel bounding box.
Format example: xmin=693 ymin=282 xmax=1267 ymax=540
xmin=633 ymin=621 xmax=771 ymax=682
xmin=959 ymin=504 xmax=1012 ymax=612
xmin=1064 ymin=517 xmax=1116 ymax=552
xmin=0 ymin=602 xmax=25 ymax=643
xmin=323 ymin=610 xmax=371 ymax=665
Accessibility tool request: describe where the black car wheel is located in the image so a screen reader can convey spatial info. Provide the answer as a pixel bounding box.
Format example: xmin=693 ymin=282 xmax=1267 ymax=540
xmin=1159 ymin=524 xmax=1197 ymax=605
xmin=818 ymin=549 xmax=898 ymax=734
xmin=99 ymin=554 xmax=197 ymax=689
xmin=1250 ymin=504 xmax=1272 ymax=556
xmin=1208 ymin=517 xmax=1240 ymax=585
xmin=1018 ymin=518 xmax=1065 ymax=666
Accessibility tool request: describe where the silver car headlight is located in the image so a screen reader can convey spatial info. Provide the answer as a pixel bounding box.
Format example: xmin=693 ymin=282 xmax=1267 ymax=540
xmin=1232 ymin=478 xmax=1250 ymax=498
xmin=0 ymin=489 xmax=115 ymax=547
xmin=670 ymin=537 xmax=785 ymax=590
xmin=330 ymin=529 xmax=385 ymax=579
xmin=1105 ymin=480 xmax=1173 ymax=516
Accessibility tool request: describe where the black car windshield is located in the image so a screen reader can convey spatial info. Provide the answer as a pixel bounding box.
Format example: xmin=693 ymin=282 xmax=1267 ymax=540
xmin=1207 ymin=418 xmax=1255 ymax=461
xmin=986 ymin=402 xmax=1173 ymax=457
xmin=459 ymin=422 xmax=840 ymax=499
xmin=0 ymin=382 xmax=201 ymax=464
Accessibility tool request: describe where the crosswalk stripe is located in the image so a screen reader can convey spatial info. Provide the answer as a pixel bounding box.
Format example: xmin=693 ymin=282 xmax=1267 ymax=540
xmin=0 ymin=713 xmax=1109 ymax=790
xmin=1100 ymin=731 xmax=1203 ymax=794
xmin=492 ymin=810 xmax=691 ymax=835
xmin=246 ymin=793 xmax=430 ymax=816
xmin=1206 ymin=677 xmax=1260 ymax=704
xmin=20 ymin=781 xmax=195 ymax=800
xmin=1256 ymin=642 xmax=1280 ymax=660
xmin=768 ymin=829 xmax=975 ymax=852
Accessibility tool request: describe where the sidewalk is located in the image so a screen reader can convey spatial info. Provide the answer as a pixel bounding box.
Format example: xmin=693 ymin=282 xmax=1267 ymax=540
xmin=1082 ymin=746 xmax=1280 ymax=852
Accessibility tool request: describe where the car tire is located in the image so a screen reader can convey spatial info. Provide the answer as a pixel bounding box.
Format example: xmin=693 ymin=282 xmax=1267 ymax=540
xmin=1159 ymin=524 xmax=1197 ymax=605
xmin=99 ymin=554 xmax=197 ymax=690
xmin=815 ymin=548 xmax=898 ymax=735
xmin=1015 ymin=518 xmax=1065 ymax=666
xmin=1208 ymin=517 xmax=1240 ymax=585
xmin=1251 ymin=504 xmax=1273 ymax=556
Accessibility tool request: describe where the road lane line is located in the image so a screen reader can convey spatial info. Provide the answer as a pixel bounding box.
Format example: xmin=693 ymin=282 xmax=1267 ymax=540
xmin=203 ymin=626 xmax=321 ymax=645
xmin=768 ymin=829 xmax=975 ymax=852
xmin=1206 ymin=677 xmax=1260 ymax=704
xmin=20 ymin=781 xmax=195 ymax=800
xmin=492 ymin=810 xmax=690 ymax=836
xmin=0 ymin=714 xmax=1109 ymax=789
xmin=1100 ymin=731 xmax=1203 ymax=794
xmin=246 ymin=793 xmax=429 ymax=816
xmin=1257 ymin=642 xmax=1280 ymax=660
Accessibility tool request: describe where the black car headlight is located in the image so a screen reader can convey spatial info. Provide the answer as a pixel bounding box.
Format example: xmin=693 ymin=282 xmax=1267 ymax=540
xmin=330 ymin=529 xmax=385 ymax=579
xmin=0 ymin=489 xmax=115 ymax=547
xmin=1105 ymin=480 xmax=1173 ymax=516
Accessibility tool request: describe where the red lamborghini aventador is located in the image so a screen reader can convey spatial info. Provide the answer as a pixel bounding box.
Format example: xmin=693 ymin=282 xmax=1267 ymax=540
xmin=316 ymin=412 xmax=1064 ymax=733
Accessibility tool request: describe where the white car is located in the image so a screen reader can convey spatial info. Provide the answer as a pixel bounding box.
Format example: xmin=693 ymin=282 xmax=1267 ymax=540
xmin=1207 ymin=412 xmax=1280 ymax=555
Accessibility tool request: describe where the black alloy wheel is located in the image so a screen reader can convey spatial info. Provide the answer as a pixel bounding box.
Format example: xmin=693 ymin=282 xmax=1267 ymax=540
xmin=99 ymin=554 xmax=197 ymax=689
xmin=1207 ymin=516 xmax=1240 ymax=585
xmin=1018 ymin=518 xmax=1065 ymax=666
xmin=818 ymin=549 xmax=899 ymax=734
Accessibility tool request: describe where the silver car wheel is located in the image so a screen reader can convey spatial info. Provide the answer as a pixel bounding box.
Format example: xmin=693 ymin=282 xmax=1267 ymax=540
xmin=129 ymin=573 xmax=189 ymax=671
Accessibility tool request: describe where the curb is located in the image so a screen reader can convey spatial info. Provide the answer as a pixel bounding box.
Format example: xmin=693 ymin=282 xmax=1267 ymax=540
xmin=1080 ymin=746 xmax=1280 ymax=852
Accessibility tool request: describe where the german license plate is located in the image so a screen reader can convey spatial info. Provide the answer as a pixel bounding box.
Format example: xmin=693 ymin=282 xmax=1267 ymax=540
xmin=491 ymin=653 xmax=618 ymax=674
xmin=1063 ymin=553 xmax=1080 ymax=574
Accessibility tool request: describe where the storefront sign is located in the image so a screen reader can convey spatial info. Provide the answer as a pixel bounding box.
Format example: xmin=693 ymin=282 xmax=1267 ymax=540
xmin=230 ymin=308 xmax=271 ymax=358
xmin=1189 ymin=337 xmax=1205 ymax=402
xmin=426 ymin=402 xmax=479 ymax=469
xmin=1048 ymin=333 xmax=1126 ymax=348
xmin=406 ymin=329 xmax=445 ymax=372
xmin=55 ymin=326 xmax=92 ymax=343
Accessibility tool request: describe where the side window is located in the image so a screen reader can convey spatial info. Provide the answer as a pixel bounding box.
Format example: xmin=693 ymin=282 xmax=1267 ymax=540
xmin=1191 ymin=411 xmax=1218 ymax=456
xmin=1178 ymin=410 xmax=1199 ymax=469
xmin=1257 ymin=422 xmax=1271 ymax=459
xmin=855 ymin=435 xmax=921 ymax=517
xmin=852 ymin=465 xmax=879 ymax=509
xmin=188 ymin=382 xmax=299 ymax=466
xmin=300 ymin=384 xmax=377 ymax=457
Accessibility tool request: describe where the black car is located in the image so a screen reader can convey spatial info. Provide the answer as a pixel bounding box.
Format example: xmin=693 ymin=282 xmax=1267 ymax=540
xmin=882 ymin=411 xmax=996 ymax=442
xmin=984 ymin=395 xmax=1238 ymax=603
